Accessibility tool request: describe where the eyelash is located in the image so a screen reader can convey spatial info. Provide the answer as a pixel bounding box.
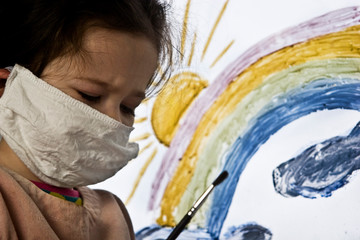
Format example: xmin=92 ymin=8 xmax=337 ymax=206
xmin=78 ymin=91 xmax=101 ymax=103
xmin=78 ymin=91 xmax=135 ymax=116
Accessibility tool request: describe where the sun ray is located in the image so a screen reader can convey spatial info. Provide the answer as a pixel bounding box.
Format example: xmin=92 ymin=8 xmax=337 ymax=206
xmin=125 ymin=148 xmax=158 ymax=205
xmin=135 ymin=117 xmax=148 ymax=124
xmin=138 ymin=141 xmax=154 ymax=155
xmin=201 ymin=0 xmax=230 ymax=61
xmin=187 ymin=32 xmax=197 ymax=66
xmin=141 ymin=98 xmax=150 ymax=106
xmin=181 ymin=0 xmax=192 ymax=61
xmin=130 ymin=133 xmax=152 ymax=142
xmin=210 ymin=40 xmax=235 ymax=68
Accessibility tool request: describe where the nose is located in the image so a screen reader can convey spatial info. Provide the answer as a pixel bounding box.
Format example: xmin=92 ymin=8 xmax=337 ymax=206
xmin=100 ymin=105 xmax=133 ymax=127
xmin=98 ymin=102 xmax=122 ymax=122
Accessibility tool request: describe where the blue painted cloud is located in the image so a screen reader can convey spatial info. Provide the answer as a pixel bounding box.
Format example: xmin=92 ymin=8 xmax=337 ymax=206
xmin=224 ymin=223 xmax=272 ymax=240
xmin=273 ymin=121 xmax=360 ymax=199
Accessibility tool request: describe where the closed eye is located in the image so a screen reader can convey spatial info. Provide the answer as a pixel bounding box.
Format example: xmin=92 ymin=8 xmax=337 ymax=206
xmin=78 ymin=91 xmax=101 ymax=103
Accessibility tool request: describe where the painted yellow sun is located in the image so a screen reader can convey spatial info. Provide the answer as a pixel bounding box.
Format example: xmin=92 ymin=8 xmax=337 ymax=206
xmin=152 ymin=72 xmax=208 ymax=146
xmin=125 ymin=0 xmax=234 ymax=206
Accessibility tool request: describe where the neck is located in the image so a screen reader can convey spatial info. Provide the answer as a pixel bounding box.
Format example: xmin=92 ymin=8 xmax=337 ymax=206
xmin=0 ymin=138 xmax=42 ymax=182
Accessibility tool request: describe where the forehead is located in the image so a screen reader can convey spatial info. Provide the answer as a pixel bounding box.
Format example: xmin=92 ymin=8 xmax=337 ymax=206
xmin=80 ymin=27 xmax=159 ymax=90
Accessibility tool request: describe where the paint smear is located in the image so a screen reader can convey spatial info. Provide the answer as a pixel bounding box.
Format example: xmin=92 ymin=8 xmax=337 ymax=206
xmin=273 ymin=121 xmax=360 ymax=199
xmin=224 ymin=223 xmax=272 ymax=240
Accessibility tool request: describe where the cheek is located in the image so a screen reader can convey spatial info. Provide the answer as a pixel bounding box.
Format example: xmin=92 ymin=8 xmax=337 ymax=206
xmin=48 ymin=83 xmax=79 ymax=101
xmin=121 ymin=115 xmax=135 ymax=127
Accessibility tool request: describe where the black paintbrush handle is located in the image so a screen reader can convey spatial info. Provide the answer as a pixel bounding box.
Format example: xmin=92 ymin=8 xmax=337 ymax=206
xmin=166 ymin=214 xmax=192 ymax=240
xmin=165 ymin=171 xmax=229 ymax=240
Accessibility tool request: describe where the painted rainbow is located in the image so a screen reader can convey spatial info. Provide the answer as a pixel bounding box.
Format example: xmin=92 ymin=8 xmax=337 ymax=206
xmin=137 ymin=6 xmax=360 ymax=239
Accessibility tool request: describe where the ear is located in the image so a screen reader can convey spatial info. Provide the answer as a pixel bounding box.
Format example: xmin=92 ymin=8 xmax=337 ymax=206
xmin=0 ymin=69 xmax=10 ymax=98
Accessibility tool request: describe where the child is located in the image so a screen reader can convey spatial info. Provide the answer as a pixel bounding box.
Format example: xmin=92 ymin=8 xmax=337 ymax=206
xmin=0 ymin=0 xmax=174 ymax=239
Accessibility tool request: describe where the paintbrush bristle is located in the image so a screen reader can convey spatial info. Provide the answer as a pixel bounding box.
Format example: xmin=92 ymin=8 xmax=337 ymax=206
xmin=212 ymin=171 xmax=228 ymax=186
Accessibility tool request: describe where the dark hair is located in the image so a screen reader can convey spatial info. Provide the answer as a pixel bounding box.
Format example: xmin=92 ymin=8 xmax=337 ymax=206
xmin=0 ymin=0 xmax=175 ymax=95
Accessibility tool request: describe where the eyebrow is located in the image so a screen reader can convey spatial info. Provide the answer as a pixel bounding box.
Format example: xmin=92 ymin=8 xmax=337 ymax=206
xmin=76 ymin=76 xmax=108 ymax=87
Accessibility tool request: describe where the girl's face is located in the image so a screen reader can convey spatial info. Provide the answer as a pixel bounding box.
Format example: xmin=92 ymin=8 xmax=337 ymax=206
xmin=41 ymin=27 xmax=158 ymax=127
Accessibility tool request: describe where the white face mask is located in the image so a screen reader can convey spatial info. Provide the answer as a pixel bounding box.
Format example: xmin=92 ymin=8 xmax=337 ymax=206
xmin=0 ymin=64 xmax=139 ymax=188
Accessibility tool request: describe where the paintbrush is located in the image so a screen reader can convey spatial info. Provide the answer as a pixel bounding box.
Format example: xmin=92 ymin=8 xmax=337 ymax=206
xmin=166 ymin=170 xmax=229 ymax=240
